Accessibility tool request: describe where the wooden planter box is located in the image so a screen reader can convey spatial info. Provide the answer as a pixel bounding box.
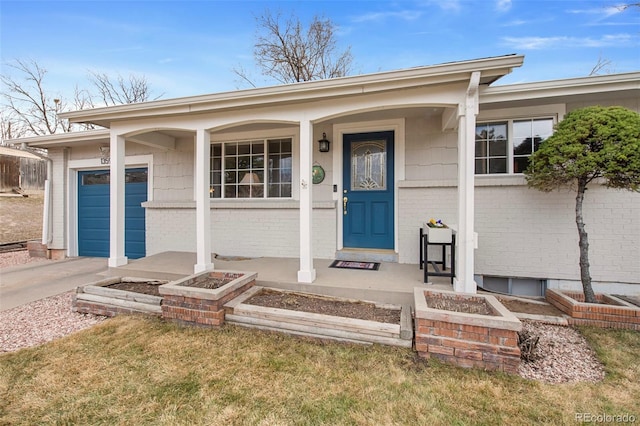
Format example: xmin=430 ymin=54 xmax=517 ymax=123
xmin=159 ymin=270 xmax=257 ymax=327
xmin=423 ymin=224 xmax=453 ymax=243
xmin=546 ymin=289 xmax=640 ymax=330
xmin=414 ymin=288 xmax=522 ymax=373
xmin=73 ymin=277 xmax=166 ymax=317
xmin=224 ymin=286 xmax=413 ymax=347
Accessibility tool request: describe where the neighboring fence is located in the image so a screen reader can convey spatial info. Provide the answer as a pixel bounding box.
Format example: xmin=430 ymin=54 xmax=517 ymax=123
xmin=0 ymin=147 xmax=47 ymax=192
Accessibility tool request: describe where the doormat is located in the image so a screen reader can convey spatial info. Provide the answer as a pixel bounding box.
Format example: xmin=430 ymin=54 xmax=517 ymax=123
xmin=329 ymin=260 xmax=380 ymax=271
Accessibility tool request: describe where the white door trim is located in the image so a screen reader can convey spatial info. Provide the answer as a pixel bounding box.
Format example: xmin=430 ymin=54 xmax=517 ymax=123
xmin=332 ymin=119 xmax=405 ymax=252
xmin=67 ymin=155 xmax=153 ymax=257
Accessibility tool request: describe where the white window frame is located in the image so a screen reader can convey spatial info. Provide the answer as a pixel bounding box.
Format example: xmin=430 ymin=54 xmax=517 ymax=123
xmin=209 ymin=129 xmax=298 ymax=200
xmin=475 ymin=117 xmax=555 ymax=175
xmin=475 ymin=104 xmax=565 ymax=176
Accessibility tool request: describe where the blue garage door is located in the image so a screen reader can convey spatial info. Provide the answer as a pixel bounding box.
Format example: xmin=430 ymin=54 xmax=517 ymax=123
xmin=78 ymin=168 xmax=147 ymax=258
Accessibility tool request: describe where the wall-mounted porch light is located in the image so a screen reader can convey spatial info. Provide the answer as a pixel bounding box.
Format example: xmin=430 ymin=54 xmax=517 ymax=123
xmin=318 ymin=132 xmax=331 ymax=153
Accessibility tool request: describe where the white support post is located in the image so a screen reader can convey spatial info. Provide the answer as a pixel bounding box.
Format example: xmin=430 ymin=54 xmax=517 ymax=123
xmin=194 ymin=129 xmax=214 ymax=273
xmin=108 ymin=133 xmax=127 ymax=267
xmin=454 ymin=71 xmax=481 ymax=294
xmin=298 ymin=120 xmax=316 ymax=283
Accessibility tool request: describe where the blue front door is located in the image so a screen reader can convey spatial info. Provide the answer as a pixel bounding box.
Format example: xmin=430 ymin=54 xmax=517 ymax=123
xmin=342 ymin=131 xmax=394 ymax=249
xmin=77 ymin=168 xmax=147 ymax=258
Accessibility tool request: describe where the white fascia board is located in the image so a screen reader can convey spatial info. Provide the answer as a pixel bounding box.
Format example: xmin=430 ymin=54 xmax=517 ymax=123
xmin=7 ymin=129 xmax=111 ymax=148
xmin=481 ymin=72 xmax=640 ymax=104
xmin=60 ymin=55 xmax=525 ymax=126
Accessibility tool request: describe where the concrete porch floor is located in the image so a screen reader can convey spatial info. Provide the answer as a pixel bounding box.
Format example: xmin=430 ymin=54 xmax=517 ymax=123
xmin=107 ymin=251 xmax=454 ymax=306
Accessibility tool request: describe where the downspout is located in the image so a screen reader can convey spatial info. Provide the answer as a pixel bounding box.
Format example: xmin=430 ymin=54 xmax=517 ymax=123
xmin=20 ymin=143 xmax=53 ymax=245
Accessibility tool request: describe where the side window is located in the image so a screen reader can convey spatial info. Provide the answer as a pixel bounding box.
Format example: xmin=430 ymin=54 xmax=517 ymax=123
xmin=475 ymin=117 xmax=554 ymax=175
xmin=513 ymin=118 xmax=553 ymax=173
xmin=475 ymin=122 xmax=507 ymax=174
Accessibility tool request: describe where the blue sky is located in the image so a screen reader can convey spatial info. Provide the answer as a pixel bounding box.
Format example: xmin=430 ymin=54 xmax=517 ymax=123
xmin=1 ymin=0 xmax=639 ymax=100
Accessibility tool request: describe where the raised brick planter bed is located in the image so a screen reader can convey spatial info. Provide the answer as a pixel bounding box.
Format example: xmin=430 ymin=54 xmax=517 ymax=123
xmin=73 ymin=277 xmax=166 ymax=317
xmin=546 ymin=289 xmax=640 ymax=331
xmin=159 ymin=270 xmax=257 ymax=327
xmin=414 ymin=288 xmax=522 ymax=374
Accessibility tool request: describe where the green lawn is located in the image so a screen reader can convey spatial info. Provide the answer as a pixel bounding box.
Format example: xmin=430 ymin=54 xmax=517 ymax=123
xmin=1 ymin=316 xmax=638 ymax=425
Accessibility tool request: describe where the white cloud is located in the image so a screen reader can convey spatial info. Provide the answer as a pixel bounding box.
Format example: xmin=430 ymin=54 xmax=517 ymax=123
xmin=352 ymin=10 xmax=423 ymax=23
xmin=496 ymin=0 xmax=512 ymax=12
xmin=569 ymin=6 xmax=624 ymax=18
xmin=502 ymin=33 xmax=636 ymax=50
xmin=417 ymin=0 xmax=461 ymax=12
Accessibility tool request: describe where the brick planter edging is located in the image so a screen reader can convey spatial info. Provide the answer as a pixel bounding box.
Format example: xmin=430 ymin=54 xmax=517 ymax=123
xmin=546 ymin=289 xmax=640 ymax=331
xmin=414 ymin=288 xmax=522 ymax=374
xmin=159 ymin=270 xmax=257 ymax=327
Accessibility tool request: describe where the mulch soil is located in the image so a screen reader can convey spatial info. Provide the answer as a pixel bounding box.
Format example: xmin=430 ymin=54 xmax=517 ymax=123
xmin=106 ymin=282 xmax=568 ymax=320
xmin=106 ymin=282 xmax=163 ymax=296
xmin=178 ymin=277 xmax=232 ymax=290
xmin=497 ymin=297 xmax=565 ymax=316
xmin=425 ymin=295 xmax=494 ymax=315
xmin=245 ymin=288 xmax=401 ymax=324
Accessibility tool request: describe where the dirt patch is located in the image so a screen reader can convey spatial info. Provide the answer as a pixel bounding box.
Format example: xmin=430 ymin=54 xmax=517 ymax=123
xmin=246 ymin=289 xmax=401 ymax=324
xmin=106 ymin=281 xmax=165 ymax=296
xmin=178 ymin=277 xmax=233 ymax=290
xmin=497 ymin=298 xmax=565 ymax=317
xmin=0 ymin=192 xmax=44 ymax=244
xmin=424 ymin=295 xmax=494 ymax=315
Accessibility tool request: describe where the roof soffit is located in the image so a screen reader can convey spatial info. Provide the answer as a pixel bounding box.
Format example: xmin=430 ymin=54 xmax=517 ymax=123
xmin=61 ymin=55 xmax=525 ymax=127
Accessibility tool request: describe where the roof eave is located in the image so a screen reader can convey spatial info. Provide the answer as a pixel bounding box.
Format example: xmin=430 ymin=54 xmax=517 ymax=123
xmin=61 ymin=54 xmax=525 ymax=127
xmin=6 ymin=129 xmax=111 ymax=148
xmin=481 ymin=72 xmax=640 ymax=104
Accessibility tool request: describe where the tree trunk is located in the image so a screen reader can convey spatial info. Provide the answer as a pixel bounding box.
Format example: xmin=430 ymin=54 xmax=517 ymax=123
xmin=576 ymin=179 xmax=597 ymax=303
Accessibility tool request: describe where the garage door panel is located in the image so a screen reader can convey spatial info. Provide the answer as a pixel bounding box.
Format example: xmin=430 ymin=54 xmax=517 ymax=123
xmin=78 ymin=168 xmax=147 ymax=259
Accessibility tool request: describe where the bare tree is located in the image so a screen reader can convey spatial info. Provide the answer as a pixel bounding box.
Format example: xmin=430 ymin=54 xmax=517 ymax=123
xmin=1 ymin=59 xmax=70 ymax=135
xmin=88 ymin=71 xmax=158 ymax=105
xmin=616 ymin=2 xmax=640 ymax=11
xmin=236 ymin=11 xmax=353 ymax=86
xmin=589 ymin=54 xmax=613 ymax=76
xmin=1 ymin=59 xmax=161 ymax=137
xmin=1 ymin=110 xmax=26 ymax=142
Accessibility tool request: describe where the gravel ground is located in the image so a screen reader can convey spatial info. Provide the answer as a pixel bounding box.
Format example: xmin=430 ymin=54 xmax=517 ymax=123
xmin=0 ymin=292 xmax=106 ymax=353
xmin=518 ymin=320 xmax=605 ymax=384
xmin=0 ymin=250 xmax=52 ymax=268
xmin=0 ymin=250 xmax=106 ymax=354
xmin=0 ymin=252 xmax=606 ymax=383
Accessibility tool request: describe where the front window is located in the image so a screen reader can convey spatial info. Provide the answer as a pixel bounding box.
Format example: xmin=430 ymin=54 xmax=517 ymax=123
xmin=210 ymin=138 xmax=292 ymax=198
xmin=475 ymin=117 xmax=553 ymax=174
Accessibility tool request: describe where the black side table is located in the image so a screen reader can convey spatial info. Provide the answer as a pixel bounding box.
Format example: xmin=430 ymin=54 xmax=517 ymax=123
xmin=419 ymin=227 xmax=456 ymax=284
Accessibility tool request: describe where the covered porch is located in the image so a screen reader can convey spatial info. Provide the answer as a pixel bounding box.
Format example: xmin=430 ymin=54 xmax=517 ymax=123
xmin=106 ymin=251 xmax=453 ymax=306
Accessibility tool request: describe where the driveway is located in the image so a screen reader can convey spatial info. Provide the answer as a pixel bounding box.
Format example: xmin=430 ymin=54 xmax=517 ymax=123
xmin=0 ymin=257 xmax=108 ymax=311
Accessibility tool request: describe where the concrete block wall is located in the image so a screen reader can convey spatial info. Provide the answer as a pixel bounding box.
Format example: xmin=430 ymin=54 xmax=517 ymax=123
xmin=398 ymin=186 xmax=457 ymax=265
xmin=48 ymin=148 xmax=67 ymax=250
xmin=145 ymin=205 xmax=337 ymax=259
xmin=398 ymin=182 xmax=640 ymax=290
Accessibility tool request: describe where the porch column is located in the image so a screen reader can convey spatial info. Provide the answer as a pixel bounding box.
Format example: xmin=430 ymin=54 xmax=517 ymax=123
xmin=298 ymin=119 xmax=316 ymax=283
xmin=455 ymin=71 xmax=480 ymax=293
xmin=108 ymin=133 xmax=127 ymax=267
xmin=194 ymin=129 xmax=214 ymax=273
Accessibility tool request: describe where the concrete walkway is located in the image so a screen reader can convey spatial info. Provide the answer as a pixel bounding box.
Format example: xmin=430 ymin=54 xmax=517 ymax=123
xmin=0 ymin=257 xmax=108 ymax=311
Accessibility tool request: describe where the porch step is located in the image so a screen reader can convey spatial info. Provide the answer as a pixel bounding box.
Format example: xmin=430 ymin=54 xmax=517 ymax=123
xmin=335 ymin=248 xmax=398 ymax=263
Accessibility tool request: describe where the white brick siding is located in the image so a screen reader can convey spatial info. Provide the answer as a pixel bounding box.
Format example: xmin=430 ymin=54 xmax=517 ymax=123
xmin=48 ymin=148 xmax=67 ymax=250
xmin=145 ymin=203 xmax=336 ymax=259
xmin=398 ymin=182 xmax=640 ymax=289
